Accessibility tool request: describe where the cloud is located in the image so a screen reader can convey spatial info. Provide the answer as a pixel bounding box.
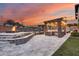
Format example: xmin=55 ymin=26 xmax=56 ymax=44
xmin=47 ymin=9 xmax=75 ymax=18
xmin=0 ymin=3 xmax=75 ymax=25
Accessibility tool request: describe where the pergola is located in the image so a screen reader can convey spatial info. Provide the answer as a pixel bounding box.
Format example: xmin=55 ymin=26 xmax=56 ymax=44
xmin=44 ymin=18 xmax=66 ymax=38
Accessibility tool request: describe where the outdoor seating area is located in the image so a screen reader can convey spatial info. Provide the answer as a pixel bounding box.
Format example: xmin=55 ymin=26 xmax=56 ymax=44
xmin=0 ymin=3 xmax=78 ymax=56
xmin=44 ymin=18 xmax=66 ymax=37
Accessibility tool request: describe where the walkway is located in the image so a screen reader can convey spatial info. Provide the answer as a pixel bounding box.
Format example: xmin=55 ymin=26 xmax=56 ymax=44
xmin=0 ymin=33 xmax=70 ymax=56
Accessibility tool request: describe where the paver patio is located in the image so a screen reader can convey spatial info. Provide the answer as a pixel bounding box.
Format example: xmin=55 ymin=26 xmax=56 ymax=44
xmin=0 ymin=33 xmax=70 ymax=56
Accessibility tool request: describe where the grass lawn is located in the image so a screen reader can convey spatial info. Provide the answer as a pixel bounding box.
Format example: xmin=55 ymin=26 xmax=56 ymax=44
xmin=53 ymin=36 xmax=79 ymax=56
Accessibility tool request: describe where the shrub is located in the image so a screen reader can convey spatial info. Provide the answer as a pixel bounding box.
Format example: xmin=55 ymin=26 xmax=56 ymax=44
xmin=71 ymin=31 xmax=79 ymax=37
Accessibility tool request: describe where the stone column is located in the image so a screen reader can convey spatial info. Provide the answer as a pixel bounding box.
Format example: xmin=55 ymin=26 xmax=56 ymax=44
xmin=57 ymin=21 xmax=62 ymax=38
xmin=64 ymin=26 xmax=66 ymax=35
xmin=44 ymin=23 xmax=47 ymax=35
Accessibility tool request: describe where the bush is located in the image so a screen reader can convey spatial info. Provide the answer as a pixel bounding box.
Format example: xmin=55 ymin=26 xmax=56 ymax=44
xmin=67 ymin=31 xmax=71 ymax=33
xmin=71 ymin=31 xmax=79 ymax=37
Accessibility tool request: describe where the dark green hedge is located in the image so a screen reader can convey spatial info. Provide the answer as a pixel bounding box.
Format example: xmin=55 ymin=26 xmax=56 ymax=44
xmin=71 ymin=31 xmax=79 ymax=37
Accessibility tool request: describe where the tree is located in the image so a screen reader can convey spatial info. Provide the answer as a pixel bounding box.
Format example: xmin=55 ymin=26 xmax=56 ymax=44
xmin=15 ymin=22 xmax=25 ymax=27
xmin=74 ymin=23 xmax=77 ymax=26
xmin=77 ymin=19 xmax=79 ymax=26
xmin=67 ymin=24 xmax=72 ymax=27
xmin=15 ymin=22 xmax=21 ymax=27
xmin=4 ymin=19 xmax=15 ymax=26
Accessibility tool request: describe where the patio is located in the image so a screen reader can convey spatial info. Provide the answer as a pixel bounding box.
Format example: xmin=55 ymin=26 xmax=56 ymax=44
xmin=0 ymin=33 xmax=70 ymax=56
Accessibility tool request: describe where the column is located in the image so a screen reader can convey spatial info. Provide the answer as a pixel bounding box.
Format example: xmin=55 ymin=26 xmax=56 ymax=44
xmin=44 ymin=22 xmax=47 ymax=35
xmin=64 ymin=26 xmax=66 ymax=35
xmin=57 ymin=21 xmax=62 ymax=38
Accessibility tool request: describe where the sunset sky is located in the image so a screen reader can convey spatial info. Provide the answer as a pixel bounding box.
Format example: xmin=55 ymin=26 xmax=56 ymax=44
xmin=0 ymin=3 xmax=75 ymax=25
